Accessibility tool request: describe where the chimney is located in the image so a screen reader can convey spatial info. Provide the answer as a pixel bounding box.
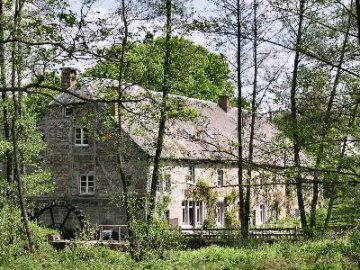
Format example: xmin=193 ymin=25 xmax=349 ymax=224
xmin=61 ymin=67 xmax=77 ymax=89
xmin=218 ymin=95 xmax=230 ymax=112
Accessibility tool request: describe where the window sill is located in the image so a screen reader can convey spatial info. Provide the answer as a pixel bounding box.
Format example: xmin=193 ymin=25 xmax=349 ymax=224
xmin=79 ymin=193 xmax=95 ymax=196
xmin=74 ymin=144 xmax=89 ymax=147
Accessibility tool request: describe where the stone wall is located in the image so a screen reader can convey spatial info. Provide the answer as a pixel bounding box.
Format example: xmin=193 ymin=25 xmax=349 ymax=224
xmin=156 ymin=161 xmax=299 ymax=228
xmin=38 ymin=103 xmax=149 ymax=228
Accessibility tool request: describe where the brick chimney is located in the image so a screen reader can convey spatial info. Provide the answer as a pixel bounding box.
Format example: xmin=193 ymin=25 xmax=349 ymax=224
xmin=218 ymin=95 xmax=230 ymax=112
xmin=61 ymin=67 xmax=77 ymax=89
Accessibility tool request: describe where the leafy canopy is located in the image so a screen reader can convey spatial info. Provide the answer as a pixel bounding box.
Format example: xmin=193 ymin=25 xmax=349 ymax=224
xmin=86 ymin=36 xmax=234 ymax=102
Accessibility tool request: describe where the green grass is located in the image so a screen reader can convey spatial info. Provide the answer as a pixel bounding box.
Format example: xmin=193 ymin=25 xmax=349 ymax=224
xmin=0 ymin=234 xmax=359 ymax=269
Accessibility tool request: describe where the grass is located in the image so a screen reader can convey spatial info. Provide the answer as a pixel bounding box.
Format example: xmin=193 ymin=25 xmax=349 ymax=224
xmin=0 ymin=235 xmax=359 ymax=270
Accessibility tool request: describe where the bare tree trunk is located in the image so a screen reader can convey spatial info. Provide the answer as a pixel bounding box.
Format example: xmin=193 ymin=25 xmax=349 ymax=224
xmin=245 ymin=0 xmax=259 ymax=235
xmin=148 ymin=0 xmax=172 ymax=223
xmin=236 ymin=0 xmax=246 ymax=238
xmin=289 ymin=0 xmax=308 ymax=233
xmin=116 ymin=0 xmax=133 ymax=227
xmin=9 ymin=0 xmax=36 ymax=253
xmin=309 ymin=5 xmax=352 ymax=230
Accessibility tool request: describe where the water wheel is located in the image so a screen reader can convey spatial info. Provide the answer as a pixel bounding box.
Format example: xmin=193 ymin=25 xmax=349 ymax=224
xmin=33 ymin=202 xmax=85 ymax=238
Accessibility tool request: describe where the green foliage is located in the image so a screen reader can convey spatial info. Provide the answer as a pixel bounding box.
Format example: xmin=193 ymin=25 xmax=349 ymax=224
xmin=224 ymin=211 xmax=238 ymax=229
xmin=25 ymin=71 xmax=61 ymax=119
xmin=224 ymin=189 xmax=237 ymax=205
xmin=185 ymin=179 xmax=218 ymax=228
xmin=86 ymin=36 xmax=234 ymax=102
xmin=127 ymin=218 xmax=183 ymax=261
xmin=0 ymin=226 xmax=358 ymax=270
xmin=157 ymin=194 xmax=171 ymax=219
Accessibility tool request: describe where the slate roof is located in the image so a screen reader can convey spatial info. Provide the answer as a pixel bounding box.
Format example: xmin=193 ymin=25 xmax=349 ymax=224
xmin=50 ymin=78 xmax=284 ymax=164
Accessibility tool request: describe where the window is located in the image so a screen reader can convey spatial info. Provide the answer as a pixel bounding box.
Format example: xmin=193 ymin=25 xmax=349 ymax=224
xmin=260 ymin=204 xmax=266 ymax=224
xmin=195 ymin=202 xmax=203 ymax=225
xmin=184 ymin=128 xmax=195 ymax=138
xmin=186 ymin=165 xmax=195 ymax=183
xmin=80 ymin=175 xmax=95 ymax=195
xmin=271 ymin=202 xmax=280 ymax=221
xmin=216 ymin=202 xmax=225 ymax=226
xmin=182 ymin=201 xmax=188 ymax=225
xmin=158 ymin=172 xmax=171 ymax=193
xmin=75 ymin=127 xmax=88 ymax=146
xmin=164 ymin=174 xmax=171 ymax=193
xmin=205 ymin=129 xmax=215 ymax=139
xmin=64 ymin=107 xmax=73 ymax=117
xmin=217 ymin=170 xmax=224 ymax=187
xmin=252 ymin=210 xmax=256 ymax=226
xmin=182 ymin=200 xmax=203 ymax=226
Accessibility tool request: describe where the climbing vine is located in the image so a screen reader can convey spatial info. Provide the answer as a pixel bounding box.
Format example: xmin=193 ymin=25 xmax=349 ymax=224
xmin=185 ymin=179 xmax=218 ymax=228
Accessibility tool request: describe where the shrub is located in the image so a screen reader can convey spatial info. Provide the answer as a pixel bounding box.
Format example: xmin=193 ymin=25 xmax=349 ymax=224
xmin=128 ymin=218 xmax=183 ymax=261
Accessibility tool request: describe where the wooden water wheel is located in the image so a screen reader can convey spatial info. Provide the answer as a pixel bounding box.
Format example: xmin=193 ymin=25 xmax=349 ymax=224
xmin=33 ymin=202 xmax=85 ymax=238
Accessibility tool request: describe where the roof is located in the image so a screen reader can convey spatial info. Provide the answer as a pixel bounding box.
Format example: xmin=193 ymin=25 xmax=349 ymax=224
xmin=50 ymin=78 xmax=286 ymax=164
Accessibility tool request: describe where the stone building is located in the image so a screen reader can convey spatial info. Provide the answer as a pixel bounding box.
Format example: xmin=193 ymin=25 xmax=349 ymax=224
xmin=36 ymin=68 xmax=302 ymax=233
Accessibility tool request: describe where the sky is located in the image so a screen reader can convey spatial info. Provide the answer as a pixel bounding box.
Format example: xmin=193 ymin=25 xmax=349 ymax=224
xmin=65 ymin=0 xmax=286 ymax=110
xmin=67 ymin=0 xmax=215 ymax=69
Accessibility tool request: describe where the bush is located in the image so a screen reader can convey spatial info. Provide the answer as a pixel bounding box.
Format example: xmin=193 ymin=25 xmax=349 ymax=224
xmin=128 ymin=218 xmax=183 ymax=261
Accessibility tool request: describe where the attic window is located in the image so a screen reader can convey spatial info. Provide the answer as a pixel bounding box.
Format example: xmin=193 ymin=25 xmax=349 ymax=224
xmin=64 ymin=107 xmax=73 ymax=117
xmin=205 ymin=129 xmax=215 ymax=139
xmin=184 ymin=128 xmax=194 ymax=137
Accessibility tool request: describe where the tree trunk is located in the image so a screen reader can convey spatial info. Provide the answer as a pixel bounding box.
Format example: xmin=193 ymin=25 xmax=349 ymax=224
xmin=0 ymin=0 xmax=12 ymax=187
xmin=236 ymin=0 xmax=247 ymax=238
xmin=245 ymin=0 xmax=259 ymax=235
xmin=289 ymin=0 xmax=308 ymax=234
xmin=309 ymin=5 xmax=351 ymax=230
xmin=148 ymin=0 xmax=172 ymax=223
xmin=116 ymin=0 xmax=133 ymax=227
xmin=323 ymin=101 xmax=359 ymax=230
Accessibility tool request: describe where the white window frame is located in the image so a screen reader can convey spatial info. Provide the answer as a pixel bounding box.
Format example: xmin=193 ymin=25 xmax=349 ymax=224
xmin=216 ymin=202 xmax=225 ymax=226
xmin=75 ymin=127 xmax=89 ymax=146
xmin=186 ymin=165 xmax=195 ymax=183
xmin=182 ymin=201 xmax=188 ymax=225
xmin=217 ymin=170 xmax=224 ymax=187
xmin=195 ymin=201 xmax=203 ymax=225
xmin=158 ymin=172 xmax=171 ymax=193
xmin=260 ymin=204 xmax=266 ymax=224
xmin=79 ymin=175 xmax=95 ymax=195
xmin=182 ymin=200 xmax=203 ymax=227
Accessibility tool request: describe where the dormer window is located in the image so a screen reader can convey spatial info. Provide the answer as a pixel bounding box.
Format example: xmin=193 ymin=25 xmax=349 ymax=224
xmin=184 ymin=128 xmax=195 ymax=138
xmin=75 ymin=127 xmax=88 ymax=146
xmin=64 ymin=106 xmax=73 ymax=117
xmin=205 ymin=129 xmax=215 ymax=139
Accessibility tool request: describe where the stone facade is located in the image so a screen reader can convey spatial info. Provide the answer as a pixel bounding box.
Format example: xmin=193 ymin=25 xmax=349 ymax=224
xmin=38 ymin=103 xmax=149 ymax=229
xmin=36 ymin=77 xmax=306 ymax=232
xmin=157 ymin=162 xmax=299 ymax=228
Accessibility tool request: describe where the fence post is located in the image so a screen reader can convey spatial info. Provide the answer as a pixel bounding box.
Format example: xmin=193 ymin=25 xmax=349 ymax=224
xmin=118 ymin=226 xmax=121 ymax=243
xmin=100 ymin=226 xmax=103 ymax=241
xmin=294 ymin=226 xmax=298 ymax=242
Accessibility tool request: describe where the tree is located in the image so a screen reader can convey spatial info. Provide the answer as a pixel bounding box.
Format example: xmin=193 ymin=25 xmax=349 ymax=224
xmin=0 ymin=0 xmax=86 ymax=252
xmin=86 ymin=36 xmax=234 ymax=102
